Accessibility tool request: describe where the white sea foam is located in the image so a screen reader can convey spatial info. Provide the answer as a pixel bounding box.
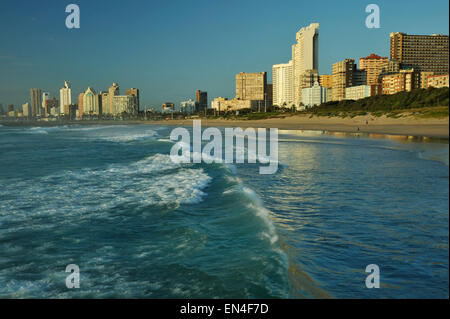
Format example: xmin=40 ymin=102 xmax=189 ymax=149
xmin=157 ymin=138 xmax=173 ymax=143
xmin=0 ymin=154 xmax=211 ymax=226
xmin=65 ymin=125 xmax=128 ymax=131
xmin=98 ymin=129 xmax=159 ymax=142
xmin=242 ymin=187 xmax=279 ymax=243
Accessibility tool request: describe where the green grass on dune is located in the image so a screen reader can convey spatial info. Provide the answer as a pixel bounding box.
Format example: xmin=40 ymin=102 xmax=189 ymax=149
xmin=307 ymin=87 xmax=449 ymax=118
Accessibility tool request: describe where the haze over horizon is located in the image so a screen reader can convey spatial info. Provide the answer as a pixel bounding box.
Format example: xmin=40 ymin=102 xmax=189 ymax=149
xmin=0 ymin=0 xmax=449 ymax=109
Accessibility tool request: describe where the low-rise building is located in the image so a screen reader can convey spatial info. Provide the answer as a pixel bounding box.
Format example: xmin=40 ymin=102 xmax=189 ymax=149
xmin=427 ymin=74 xmax=449 ymax=88
xmin=420 ymin=72 xmax=435 ymax=89
xmin=46 ymin=98 xmax=59 ymax=116
xmin=211 ymin=97 xmax=259 ymax=112
xmin=381 ymin=69 xmax=420 ymax=95
xmin=345 ymin=85 xmax=381 ymax=100
xmin=301 ymin=82 xmax=328 ymax=108
xmin=180 ymin=99 xmax=196 ymax=114
xmin=162 ymin=102 xmax=175 ymax=113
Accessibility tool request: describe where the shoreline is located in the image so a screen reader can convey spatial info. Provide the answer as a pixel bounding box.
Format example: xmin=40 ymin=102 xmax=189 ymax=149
xmin=1 ymin=114 xmax=449 ymax=139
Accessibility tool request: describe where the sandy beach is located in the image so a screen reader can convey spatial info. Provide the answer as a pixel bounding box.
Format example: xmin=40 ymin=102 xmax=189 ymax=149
xmin=2 ymin=114 xmax=449 ymax=139
xmin=141 ymin=114 xmax=449 ymax=139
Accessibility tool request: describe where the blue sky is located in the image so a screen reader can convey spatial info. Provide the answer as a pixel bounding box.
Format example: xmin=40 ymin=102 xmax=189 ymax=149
xmin=0 ymin=0 xmax=448 ymax=109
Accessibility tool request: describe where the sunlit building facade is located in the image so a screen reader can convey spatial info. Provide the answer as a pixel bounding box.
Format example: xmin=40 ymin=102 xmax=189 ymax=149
xmin=292 ymin=23 xmax=319 ymax=107
xmin=272 ymin=61 xmax=294 ymax=108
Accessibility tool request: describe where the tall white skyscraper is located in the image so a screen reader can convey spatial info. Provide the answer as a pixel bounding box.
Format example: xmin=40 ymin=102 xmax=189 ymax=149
xmin=292 ymin=23 xmax=319 ymax=108
xmin=272 ymin=61 xmax=294 ymax=108
xmin=59 ymin=81 xmax=72 ymax=114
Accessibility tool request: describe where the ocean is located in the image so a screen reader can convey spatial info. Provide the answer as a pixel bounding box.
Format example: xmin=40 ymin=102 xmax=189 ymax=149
xmin=0 ymin=123 xmax=448 ymax=298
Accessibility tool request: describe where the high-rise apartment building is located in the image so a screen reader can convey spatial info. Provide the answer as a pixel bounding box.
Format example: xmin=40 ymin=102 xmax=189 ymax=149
xmin=46 ymin=98 xmax=59 ymax=115
xmin=107 ymin=83 xmax=120 ymax=115
xmin=319 ymin=74 xmax=333 ymax=89
xmin=360 ymin=54 xmax=389 ymax=85
xmin=195 ymin=90 xmax=208 ymax=112
xmin=266 ymin=84 xmax=273 ymax=106
xmin=78 ymin=93 xmax=85 ymax=117
xmin=101 ymin=92 xmax=109 ymax=115
xmin=236 ymin=72 xmax=267 ymax=101
xmin=180 ymin=99 xmax=196 ymax=114
xmin=272 ymin=61 xmax=294 ymax=107
xmin=353 ymin=69 xmax=367 ymax=86
xmin=126 ymin=89 xmax=140 ymax=112
xmin=83 ymin=87 xmax=100 ymax=115
xmin=112 ymin=95 xmax=138 ymax=115
xmin=332 ymin=59 xmax=355 ymax=101
xmin=42 ymin=92 xmax=50 ymax=116
xmin=22 ymin=103 xmax=31 ymax=118
xmin=301 ymin=69 xmax=319 ymax=92
xmin=292 ymin=23 xmax=319 ymax=108
xmin=30 ymin=88 xmax=42 ymax=117
xmin=388 ymin=59 xmax=401 ymax=73
xmin=59 ymin=81 xmax=72 ymax=115
xmin=390 ymin=32 xmax=449 ymax=74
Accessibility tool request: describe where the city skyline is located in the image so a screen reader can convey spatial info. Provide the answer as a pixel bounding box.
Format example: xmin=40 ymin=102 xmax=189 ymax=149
xmin=0 ymin=0 xmax=449 ymax=108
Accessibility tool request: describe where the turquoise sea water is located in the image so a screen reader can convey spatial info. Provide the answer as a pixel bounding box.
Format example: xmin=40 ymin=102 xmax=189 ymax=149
xmin=0 ymin=124 xmax=448 ymax=298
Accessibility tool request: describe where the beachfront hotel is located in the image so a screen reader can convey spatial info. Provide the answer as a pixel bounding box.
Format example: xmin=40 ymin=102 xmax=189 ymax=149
xmin=301 ymin=81 xmax=328 ymax=107
xmin=292 ymin=23 xmax=319 ymax=108
xmin=126 ymin=88 xmax=140 ymax=112
xmin=22 ymin=103 xmax=30 ymax=118
xmin=345 ymin=84 xmax=381 ymax=101
xmin=195 ymin=90 xmax=208 ymax=113
xmin=390 ymin=32 xmax=449 ymax=74
xmin=272 ymin=61 xmax=294 ymax=108
xmin=82 ymin=87 xmax=100 ymax=115
xmin=331 ymin=59 xmax=356 ymax=101
xmin=180 ymin=99 xmax=196 ymax=114
xmin=381 ymin=69 xmax=421 ymax=95
xmin=269 ymin=23 xmax=319 ymax=110
xmin=331 ymin=59 xmax=367 ymax=101
xmin=426 ymin=74 xmax=449 ymax=89
xmin=59 ymin=81 xmax=72 ymax=115
xmin=30 ymin=88 xmax=42 ymax=117
xmin=106 ymin=82 xmax=120 ymax=115
xmin=235 ymin=72 xmax=267 ymax=101
xmin=319 ymin=74 xmax=333 ymax=89
xmin=359 ymin=54 xmax=389 ymax=85
xmin=111 ymin=95 xmax=138 ymax=115
xmin=211 ymin=72 xmax=268 ymax=112
xmin=42 ymin=92 xmax=50 ymax=116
